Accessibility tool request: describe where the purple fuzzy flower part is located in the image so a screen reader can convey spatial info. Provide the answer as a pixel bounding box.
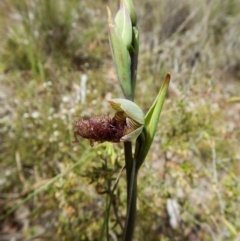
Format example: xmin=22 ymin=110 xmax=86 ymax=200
xmin=74 ymin=115 xmax=127 ymax=146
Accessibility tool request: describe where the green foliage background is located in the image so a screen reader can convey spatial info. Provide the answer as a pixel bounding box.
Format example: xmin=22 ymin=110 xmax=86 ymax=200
xmin=0 ymin=0 xmax=240 ymax=240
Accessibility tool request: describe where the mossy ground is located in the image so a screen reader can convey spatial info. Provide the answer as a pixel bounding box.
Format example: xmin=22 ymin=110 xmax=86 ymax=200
xmin=0 ymin=0 xmax=240 ymax=240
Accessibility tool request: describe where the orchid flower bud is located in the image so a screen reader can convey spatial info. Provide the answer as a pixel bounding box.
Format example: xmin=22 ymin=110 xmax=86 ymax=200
xmin=107 ymin=7 xmax=133 ymax=100
xmin=115 ymin=3 xmax=132 ymax=49
xmin=121 ymin=0 xmax=137 ymax=26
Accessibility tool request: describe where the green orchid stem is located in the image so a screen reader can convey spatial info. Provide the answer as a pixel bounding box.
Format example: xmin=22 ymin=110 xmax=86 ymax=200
xmin=130 ymin=51 xmax=138 ymax=99
xmin=122 ymin=127 xmax=145 ymax=241
xmin=122 ymin=29 xmax=139 ymax=241
xmin=124 ymin=141 xmax=133 ymax=184
xmin=122 ymin=155 xmax=138 ymax=241
xmin=135 ymin=127 xmax=147 ymax=171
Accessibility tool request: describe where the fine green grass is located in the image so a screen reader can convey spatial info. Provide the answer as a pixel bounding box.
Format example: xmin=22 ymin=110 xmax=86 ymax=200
xmin=0 ymin=0 xmax=240 ymax=240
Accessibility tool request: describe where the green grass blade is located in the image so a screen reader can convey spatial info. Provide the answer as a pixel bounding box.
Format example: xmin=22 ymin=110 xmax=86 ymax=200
xmin=223 ymin=218 xmax=238 ymax=236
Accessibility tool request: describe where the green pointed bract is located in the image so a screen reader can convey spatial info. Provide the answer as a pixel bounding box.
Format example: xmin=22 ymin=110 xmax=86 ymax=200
xmin=107 ymin=7 xmax=133 ymax=100
xmin=132 ymin=26 xmax=139 ymax=53
xmin=115 ymin=3 xmax=132 ymax=49
xmin=122 ymin=0 xmax=137 ymax=26
xmin=135 ymin=73 xmax=171 ymax=165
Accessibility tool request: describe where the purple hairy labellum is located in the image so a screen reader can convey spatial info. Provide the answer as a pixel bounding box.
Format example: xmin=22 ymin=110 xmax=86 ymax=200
xmin=74 ymin=115 xmax=127 ymax=146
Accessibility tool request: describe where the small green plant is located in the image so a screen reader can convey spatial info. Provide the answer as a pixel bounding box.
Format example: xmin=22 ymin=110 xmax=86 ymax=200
xmin=74 ymin=1 xmax=170 ymax=240
xmin=1 ymin=0 xmax=240 ymax=240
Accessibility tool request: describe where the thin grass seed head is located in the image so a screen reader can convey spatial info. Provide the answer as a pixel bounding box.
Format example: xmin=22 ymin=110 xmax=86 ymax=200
xmin=74 ymin=99 xmax=144 ymax=146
